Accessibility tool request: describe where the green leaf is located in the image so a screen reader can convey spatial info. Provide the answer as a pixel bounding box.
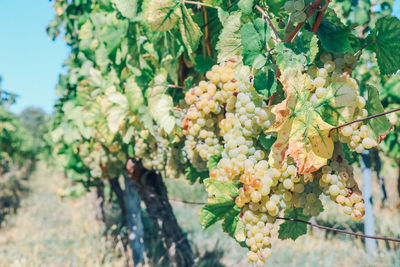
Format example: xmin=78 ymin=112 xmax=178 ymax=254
xmin=113 ymin=0 xmax=138 ymax=20
xmin=238 ymin=0 xmax=254 ymax=15
xmin=275 ymin=43 xmax=305 ymax=69
xmin=317 ymin=9 xmax=353 ymax=53
xmin=264 ymin=0 xmax=285 ymax=16
xmin=216 ymin=11 xmax=243 ymax=63
xmin=366 ymin=85 xmax=392 ymax=142
xmin=287 ymin=30 xmax=319 ymax=65
xmin=241 ymin=19 xmax=271 ymax=65
xmin=207 ymin=154 xmax=221 ymax=171
xmin=203 ymin=178 xmax=239 ymax=201
xmin=200 ymin=179 xmax=240 ymax=232
xmin=278 ymin=208 xmax=311 ymax=240
xmin=185 ymin=166 xmax=209 ymax=184
xmin=200 ymin=200 xmax=236 ymax=229
xmin=370 ymin=16 xmax=400 ymax=75
xmin=258 ymin=132 xmax=276 ymax=151
xmin=180 ymin=6 xmax=203 ymax=55
xmin=194 ymin=55 xmax=214 ymax=74
xmin=138 ymin=106 xmax=155 ymax=135
xmin=254 ymin=69 xmax=277 ymax=98
xmin=184 ymin=76 xmax=194 ymax=89
xmin=222 ymin=206 xmax=241 ymax=238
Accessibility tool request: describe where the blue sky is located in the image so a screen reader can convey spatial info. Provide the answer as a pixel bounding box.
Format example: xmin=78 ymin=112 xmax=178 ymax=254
xmin=0 ymin=1 xmax=399 ymax=115
xmin=0 ymin=0 xmax=69 ymax=114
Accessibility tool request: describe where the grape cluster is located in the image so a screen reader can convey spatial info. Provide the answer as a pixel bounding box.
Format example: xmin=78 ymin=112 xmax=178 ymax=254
xmin=293 ymin=176 xmax=324 ymax=217
xmin=338 ymin=111 xmax=376 ymax=154
xmin=182 ymin=61 xmax=370 ymax=266
xmin=318 ymin=143 xmax=365 ymax=220
xmin=307 ymin=52 xmax=377 ymax=153
xmin=182 ymin=60 xmax=240 ymax=171
xmin=284 ymin=0 xmax=307 ymax=23
xmin=307 ymin=53 xmax=358 ymax=103
xmin=134 ymin=129 xmax=168 ymax=172
xmin=243 ymin=208 xmax=274 ymax=266
xmin=79 ymin=143 xmax=122 ymax=178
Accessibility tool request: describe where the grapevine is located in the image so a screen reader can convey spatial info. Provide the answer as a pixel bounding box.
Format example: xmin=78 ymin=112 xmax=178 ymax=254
xmin=47 ymin=0 xmax=400 ymax=266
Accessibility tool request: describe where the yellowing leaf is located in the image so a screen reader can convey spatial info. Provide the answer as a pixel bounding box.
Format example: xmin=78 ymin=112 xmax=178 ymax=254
xmin=268 ymin=68 xmax=334 ymax=174
xmin=287 ymin=115 xmax=334 ymax=174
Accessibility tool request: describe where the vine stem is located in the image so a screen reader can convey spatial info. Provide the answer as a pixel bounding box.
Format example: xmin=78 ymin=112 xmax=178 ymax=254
xmin=255 ymin=5 xmax=282 ymax=41
xmin=331 ymin=107 xmax=400 ymax=132
xmin=184 ymin=0 xmax=215 ymax=8
xmin=275 ymin=216 xmax=400 ymax=243
xmin=311 ymin=0 xmax=330 ymax=34
xmin=169 ymin=198 xmax=400 ymax=243
xmin=354 ymin=39 xmax=375 ymax=57
xmin=168 ymin=84 xmax=185 ymax=89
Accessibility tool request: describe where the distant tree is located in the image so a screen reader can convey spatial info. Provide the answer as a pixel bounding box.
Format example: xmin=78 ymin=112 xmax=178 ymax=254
xmin=19 ymin=107 xmax=49 ymax=151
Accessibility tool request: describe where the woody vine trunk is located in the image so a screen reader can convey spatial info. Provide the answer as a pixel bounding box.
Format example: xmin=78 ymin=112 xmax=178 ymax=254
xmin=126 ymin=158 xmax=195 ymax=267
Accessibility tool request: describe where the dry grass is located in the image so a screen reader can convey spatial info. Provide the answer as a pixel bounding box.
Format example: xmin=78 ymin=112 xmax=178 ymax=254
xmin=0 ymin=163 xmax=125 ymax=267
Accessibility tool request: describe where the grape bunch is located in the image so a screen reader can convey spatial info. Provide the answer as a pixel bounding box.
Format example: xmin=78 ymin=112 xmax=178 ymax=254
xmin=78 ymin=143 xmax=122 ymax=179
xmin=307 ymin=52 xmax=377 ymax=153
xmin=284 ymin=0 xmax=307 ymax=23
xmin=318 ymin=143 xmax=365 ymax=220
xmin=134 ymin=129 xmax=168 ymax=173
xmin=243 ymin=207 xmax=274 ymax=265
xmin=182 ymin=60 xmax=371 ymax=266
xmin=182 ymin=60 xmax=240 ymax=171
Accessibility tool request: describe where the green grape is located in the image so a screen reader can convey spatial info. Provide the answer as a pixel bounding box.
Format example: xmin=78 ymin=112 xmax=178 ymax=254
xmin=294 ymin=0 xmax=305 ymax=11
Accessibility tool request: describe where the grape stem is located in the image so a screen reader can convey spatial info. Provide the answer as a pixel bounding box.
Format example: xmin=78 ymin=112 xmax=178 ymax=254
xmin=169 ymin=198 xmax=400 ymax=242
xmin=311 ymin=0 xmax=330 ymax=34
xmin=184 ymin=0 xmax=216 ymax=8
xmin=203 ymin=7 xmax=213 ymax=57
xmin=286 ymin=0 xmax=330 ymax=43
xmin=168 ymin=84 xmax=185 ymax=89
xmin=255 ymin=5 xmax=282 ymax=41
xmin=275 ymin=216 xmax=400 ymax=243
xmin=354 ymin=39 xmax=375 ymax=57
xmin=331 ymin=107 xmax=400 ymax=132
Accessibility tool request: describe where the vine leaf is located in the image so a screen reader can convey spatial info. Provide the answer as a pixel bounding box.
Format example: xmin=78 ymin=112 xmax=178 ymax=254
xmin=253 ymin=69 xmax=276 ymax=98
xmin=241 ymin=18 xmax=271 ymax=66
xmin=317 ymin=8 xmax=353 ymax=53
xmin=194 ymin=55 xmax=214 ymax=74
xmin=369 ymin=16 xmax=400 ymax=75
xmin=274 ymin=43 xmax=305 ymax=69
xmin=278 ymin=208 xmax=311 ymax=240
xmin=200 ymin=179 xmax=241 ymax=240
xmin=238 ymin=0 xmax=254 ymax=14
xmin=268 ymin=69 xmax=334 ymax=174
xmin=125 ymin=77 xmax=144 ymax=113
xmin=180 ymin=6 xmax=203 ymax=55
xmin=113 ymin=0 xmax=139 ymax=21
xmin=287 ymin=30 xmax=319 ymax=65
xmin=143 ymin=0 xmax=180 ymax=32
xmin=366 ymin=85 xmax=393 ymax=142
xmin=148 ymin=94 xmax=175 ymax=134
xmin=106 ymin=92 xmax=128 ymax=133
xmin=185 ymin=166 xmax=208 ymax=184
xmin=216 ymin=11 xmax=242 ymax=63
xmin=264 ymin=0 xmax=285 ymax=16
xmin=207 ymin=154 xmax=221 ymax=171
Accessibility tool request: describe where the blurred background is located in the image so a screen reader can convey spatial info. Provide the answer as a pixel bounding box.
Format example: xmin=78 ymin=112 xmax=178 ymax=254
xmin=0 ymin=1 xmax=400 ymax=266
